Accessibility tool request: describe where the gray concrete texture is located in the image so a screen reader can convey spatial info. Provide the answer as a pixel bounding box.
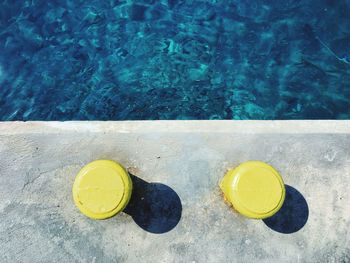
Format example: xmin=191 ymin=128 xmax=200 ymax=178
xmin=0 ymin=121 xmax=350 ymax=263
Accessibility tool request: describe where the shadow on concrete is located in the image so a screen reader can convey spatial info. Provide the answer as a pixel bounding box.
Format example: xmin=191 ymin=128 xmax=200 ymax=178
xmin=263 ymin=185 xmax=309 ymax=234
xmin=124 ymin=174 xmax=182 ymax=234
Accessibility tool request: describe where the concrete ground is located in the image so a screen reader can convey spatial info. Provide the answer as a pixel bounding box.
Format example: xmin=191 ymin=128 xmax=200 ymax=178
xmin=0 ymin=121 xmax=349 ymax=263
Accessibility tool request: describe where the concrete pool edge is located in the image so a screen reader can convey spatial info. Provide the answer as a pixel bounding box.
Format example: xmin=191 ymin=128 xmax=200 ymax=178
xmin=1 ymin=120 xmax=350 ymax=262
xmin=1 ymin=120 xmax=350 ymax=134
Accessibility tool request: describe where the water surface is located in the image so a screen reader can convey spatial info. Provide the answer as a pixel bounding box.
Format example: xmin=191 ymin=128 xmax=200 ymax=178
xmin=1 ymin=0 xmax=350 ymax=120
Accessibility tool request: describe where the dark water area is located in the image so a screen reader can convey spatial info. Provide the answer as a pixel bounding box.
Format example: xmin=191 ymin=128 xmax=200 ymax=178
xmin=0 ymin=0 xmax=350 ymax=120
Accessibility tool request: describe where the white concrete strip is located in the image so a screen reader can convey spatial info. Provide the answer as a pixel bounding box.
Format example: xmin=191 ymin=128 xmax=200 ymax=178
xmin=1 ymin=120 xmax=350 ymax=134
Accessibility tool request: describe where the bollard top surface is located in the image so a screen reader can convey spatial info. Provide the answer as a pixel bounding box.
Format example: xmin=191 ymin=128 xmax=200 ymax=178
xmin=72 ymin=160 xmax=132 ymax=219
xmin=221 ymin=161 xmax=285 ymax=219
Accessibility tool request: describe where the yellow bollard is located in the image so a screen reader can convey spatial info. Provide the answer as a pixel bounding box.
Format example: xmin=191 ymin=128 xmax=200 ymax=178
xmin=220 ymin=161 xmax=285 ymax=219
xmin=72 ymin=160 xmax=132 ymax=219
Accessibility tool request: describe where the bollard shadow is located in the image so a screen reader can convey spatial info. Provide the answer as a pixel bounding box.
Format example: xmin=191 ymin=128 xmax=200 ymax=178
xmin=263 ymin=185 xmax=309 ymax=234
xmin=124 ymin=174 xmax=182 ymax=234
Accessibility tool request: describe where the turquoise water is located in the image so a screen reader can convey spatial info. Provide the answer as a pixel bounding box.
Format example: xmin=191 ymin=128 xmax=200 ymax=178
xmin=1 ymin=0 xmax=350 ymax=120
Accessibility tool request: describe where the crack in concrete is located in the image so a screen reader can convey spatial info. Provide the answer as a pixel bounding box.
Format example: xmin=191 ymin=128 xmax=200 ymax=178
xmin=21 ymin=170 xmax=51 ymax=191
